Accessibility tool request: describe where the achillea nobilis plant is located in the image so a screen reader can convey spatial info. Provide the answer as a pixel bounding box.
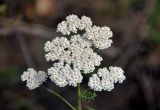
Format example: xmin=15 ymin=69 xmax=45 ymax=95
xmin=21 ymin=14 xmax=126 ymax=110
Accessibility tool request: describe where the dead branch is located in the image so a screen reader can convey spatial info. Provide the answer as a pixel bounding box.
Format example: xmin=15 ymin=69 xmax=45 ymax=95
xmin=0 ymin=17 xmax=59 ymax=39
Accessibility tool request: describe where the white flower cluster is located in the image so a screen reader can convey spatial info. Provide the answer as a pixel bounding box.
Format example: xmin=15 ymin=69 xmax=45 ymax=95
xmin=57 ymin=15 xmax=92 ymax=35
xmin=57 ymin=14 xmax=113 ymax=50
xmin=48 ymin=62 xmax=83 ymax=87
xmin=84 ymin=26 xmax=113 ymax=49
xmin=21 ymin=14 xmax=125 ymax=91
xmin=44 ymin=34 xmax=102 ymax=75
xmin=88 ymin=67 xmax=125 ymax=91
xmin=21 ymin=68 xmax=48 ymax=90
xmin=44 ymin=37 xmax=70 ymax=62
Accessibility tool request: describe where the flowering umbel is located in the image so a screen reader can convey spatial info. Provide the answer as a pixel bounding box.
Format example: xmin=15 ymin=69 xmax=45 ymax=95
xmin=21 ymin=14 xmax=125 ymax=91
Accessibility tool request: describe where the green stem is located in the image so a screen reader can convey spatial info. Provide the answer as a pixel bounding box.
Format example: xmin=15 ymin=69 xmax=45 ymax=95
xmin=77 ymin=84 xmax=82 ymax=110
xmin=44 ymin=87 xmax=76 ymax=110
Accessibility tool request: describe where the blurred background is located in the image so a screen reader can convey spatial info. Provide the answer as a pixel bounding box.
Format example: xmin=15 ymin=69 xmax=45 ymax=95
xmin=0 ymin=0 xmax=160 ymax=110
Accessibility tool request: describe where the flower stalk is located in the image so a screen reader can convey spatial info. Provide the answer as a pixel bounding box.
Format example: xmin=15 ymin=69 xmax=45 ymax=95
xmin=77 ymin=84 xmax=82 ymax=110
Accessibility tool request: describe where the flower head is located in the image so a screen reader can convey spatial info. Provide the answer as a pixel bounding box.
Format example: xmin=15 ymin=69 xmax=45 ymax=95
xmin=21 ymin=68 xmax=48 ymax=90
xmin=57 ymin=14 xmax=92 ymax=35
xmin=48 ymin=62 xmax=83 ymax=87
xmin=84 ymin=26 xmax=113 ymax=49
xmin=44 ymin=34 xmax=102 ymax=75
xmin=21 ymin=14 xmax=125 ymax=92
xmin=88 ymin=67 xmax=125 ymax=91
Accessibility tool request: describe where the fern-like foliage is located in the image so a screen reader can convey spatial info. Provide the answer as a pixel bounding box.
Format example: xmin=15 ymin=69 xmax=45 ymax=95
xmin=81 ymin=88 xmax=97 ymax=102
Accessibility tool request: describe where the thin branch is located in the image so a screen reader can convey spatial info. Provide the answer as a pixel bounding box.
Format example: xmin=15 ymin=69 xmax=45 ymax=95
xmin=136 ymin=73 xmax=156 ymax=110
xmin=44 ymin=87 xmax=76 ymax=110
xmin=16 ymin=32 xmax=35 ymax=67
